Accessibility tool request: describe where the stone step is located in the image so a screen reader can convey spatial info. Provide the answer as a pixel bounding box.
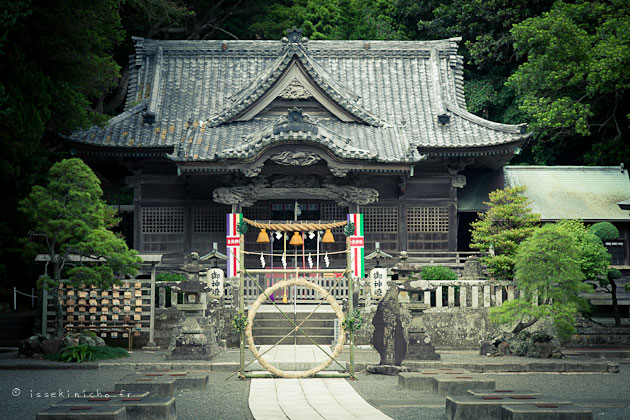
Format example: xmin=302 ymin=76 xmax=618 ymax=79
xmin=253 ymin=319 xmax=335 ymax=328
xmin=245 ymin=360 xmax=345 ymax=372
xmin=126 ymin=371 xmax=209 ymax=391
xmin=52 ymin=397 xmax=176 ymax=420
xmin=398 ymin=370 xmax=477 ymax=393
xmin=435 ymin=375 xmax=495 ymax=396
xmin=500 ymin=403 xmax=592 ymax=420
xmin=253 ymin=311 xmax=337 ymax=320
xmin=468 ymin=389 xmax=542 ymax=397
xmin=445 ymin=395 xmax=574 ymax=420
xmin=252 ymin=326 xmax=335 ymax=336
xmin=253 ymin=335 xmax=334 ymax=345
xmin=114 ymin=375 xmax=177 ymax=397
xmin=36 ymin=406 xmax=126 ymax=420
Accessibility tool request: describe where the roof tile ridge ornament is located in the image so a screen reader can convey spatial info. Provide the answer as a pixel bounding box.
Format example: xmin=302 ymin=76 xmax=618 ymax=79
xmin=143 ymin=46 xmax=163 ymax=125
xmin=430 ymin=47 xmax=451 ymax=126
xmin=204 ymin=28 xmax=387 ymax=128
xmin=444 ymin=102 xmax=530 ymax=135
xmin=215 ymin=108 xmax=377 ymax=161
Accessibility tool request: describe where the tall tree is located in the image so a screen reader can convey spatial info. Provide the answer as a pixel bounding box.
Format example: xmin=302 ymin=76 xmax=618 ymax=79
xmin=0 ymin=0 xmax=126 ymax=295
xmin=507 ymin=0 xmax=630 ymax=165
xmin=490 ymin=223 xmax=592 ymax=338
xmin=470 ymin=186 xmax=540 ymax=281
xmin=20 ymin=159 xmax=141 ymax=336
xmin=394 ymin=0 xmax=554 ymax=124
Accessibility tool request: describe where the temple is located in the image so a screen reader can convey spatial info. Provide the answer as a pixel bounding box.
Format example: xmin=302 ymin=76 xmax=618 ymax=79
xmin=67 ymin=28 xmax=530 ymax=268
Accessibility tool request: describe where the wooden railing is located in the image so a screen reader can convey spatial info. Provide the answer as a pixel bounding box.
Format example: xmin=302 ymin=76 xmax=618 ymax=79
xmin=402 ymin=251 xmax=487 ymax=270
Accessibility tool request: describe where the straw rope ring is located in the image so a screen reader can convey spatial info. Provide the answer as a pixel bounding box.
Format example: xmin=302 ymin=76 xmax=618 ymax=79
xmin=244 ymin=278 xmax=346 ymax=378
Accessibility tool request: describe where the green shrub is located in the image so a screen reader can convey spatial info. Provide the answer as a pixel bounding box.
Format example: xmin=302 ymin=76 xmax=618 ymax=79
xmin=60 ymin=344 xmax=93 ymax=363
xmin=588 ymin=222 xmax=619 ymax=241
xmin=420 ymin=266 xmax=458 ymax=281
xmin=47 ymin=345 xmax=129 ymax=363
xmin=608 ymin=268 xmax=622 ymax=281
xmin=156 ymin=272 xmax=186 ymax=282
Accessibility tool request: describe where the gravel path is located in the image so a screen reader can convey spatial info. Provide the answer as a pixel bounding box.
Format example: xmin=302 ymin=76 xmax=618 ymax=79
xmin=1 ymin=347 xmax=629 ymax=420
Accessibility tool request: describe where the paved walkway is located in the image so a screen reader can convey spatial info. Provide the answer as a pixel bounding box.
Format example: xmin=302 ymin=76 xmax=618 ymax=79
xmin=249 ymin=378 xmax=393 ymax=419
xmin=248 ymin=344 xmax=393 ymax=419
xmin=248 ymin=344 xmax=345 ymax=372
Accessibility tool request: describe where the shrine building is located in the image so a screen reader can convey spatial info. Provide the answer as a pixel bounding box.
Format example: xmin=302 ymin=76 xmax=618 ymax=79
xmin=67 ymin=29 xmax=530 ymax=269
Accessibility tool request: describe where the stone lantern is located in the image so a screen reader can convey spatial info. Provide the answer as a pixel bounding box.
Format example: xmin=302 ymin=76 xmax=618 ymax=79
xmin=167 ymin=252 xmax=219 ymax=359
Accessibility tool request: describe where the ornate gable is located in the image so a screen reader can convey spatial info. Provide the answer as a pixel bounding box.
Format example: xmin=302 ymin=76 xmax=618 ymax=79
xmin=205 ymin=28 xmax=384 ymax=128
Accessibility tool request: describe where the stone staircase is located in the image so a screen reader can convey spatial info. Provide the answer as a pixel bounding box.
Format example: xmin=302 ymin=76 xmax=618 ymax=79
xmin=249 ymin=304 xmax=338 ymax=345
xmin=0 ymin=312 xmax=34 ymax=347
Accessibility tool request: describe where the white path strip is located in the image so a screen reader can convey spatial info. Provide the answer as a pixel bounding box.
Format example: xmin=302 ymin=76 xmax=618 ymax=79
xmin=249 ymin=378 xmax=393 ymax=420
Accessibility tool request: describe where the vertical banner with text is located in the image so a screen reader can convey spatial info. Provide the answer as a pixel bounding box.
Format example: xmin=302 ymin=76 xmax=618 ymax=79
xmin=226 ymin=213 xmax=242 ymax=278
xmin=348 ymin=213 xmax=365 ymax=278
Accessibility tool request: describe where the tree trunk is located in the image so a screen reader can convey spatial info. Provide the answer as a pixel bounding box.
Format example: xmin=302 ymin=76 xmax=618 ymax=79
xmin=53 ymin=263 xmax=63 ymax=337
xmin=511 ymin=318 xmax=538 ymax=334
xmin=611 ymin=278 xmax=621 ymax=327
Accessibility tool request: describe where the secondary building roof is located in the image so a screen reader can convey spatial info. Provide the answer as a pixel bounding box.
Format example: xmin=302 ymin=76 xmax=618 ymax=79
xmin=68 ymin=29 xmax=529 ymax=170
xmin=504 ymin=165 xmax=630 ymax=221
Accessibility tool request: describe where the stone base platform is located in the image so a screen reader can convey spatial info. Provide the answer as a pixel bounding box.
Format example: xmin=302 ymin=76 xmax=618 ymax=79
xmin=500 ymin=403 xmax=593 ymax=420
xmin=467 ymin=389 xmax=542 ymax=397
xmin=114 ymin=375 xmax=177 ymax=397
xmin=398 ymin=369 xmax=494 ymax=395
xmin=36 ymin=406 xmax=126 ymax=420
xmin=51 ymin=397 xmax=176 ymax=420
xmin=445 ymin=395 xmax=574 ymax=420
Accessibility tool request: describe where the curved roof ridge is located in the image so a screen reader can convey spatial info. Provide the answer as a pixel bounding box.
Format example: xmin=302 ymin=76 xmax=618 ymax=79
xmin=215 ymin=114 xmax=376 ymax=161
xmin=204 ymin=43 xmax=384 ymax=127
xmin=446 ymin=102 xmax=528 ymax=135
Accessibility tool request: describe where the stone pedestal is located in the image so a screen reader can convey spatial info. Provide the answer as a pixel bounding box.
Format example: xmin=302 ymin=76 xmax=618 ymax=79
xmin=167 ymin=315 xmax=217 ymax=360
xmin=406 ymin=329 xmax=440 ymax=360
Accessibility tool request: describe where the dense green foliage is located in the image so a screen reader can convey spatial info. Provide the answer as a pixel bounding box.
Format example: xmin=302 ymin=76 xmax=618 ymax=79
xmin=420 ymin=266 xmax=458 ymax=281
xmin=508 ymin=0 xmax=630 ymax=165
xmin=156 ymin=272 xmax=186 ymax=283
xmin=20 ymin=158 xmax=141 ymax=335
xmin=557 ymin=220 xmax=610 ymax=284
xmin=588 ymin=222 xmax=620 ymax=241
xmin=470 ymin=186 xmax=540 ymax=281
xmin=489 ymin=223 xmax=592 ymax=338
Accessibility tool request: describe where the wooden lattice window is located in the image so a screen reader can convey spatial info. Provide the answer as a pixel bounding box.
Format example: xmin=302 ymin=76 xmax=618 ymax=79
xmin=242 ymin=203 xmax=271 ymax=221
xmin=363 ymin=206 xmax=398 ymax=252
xmin=407 ymin=207 xmax=449 ymax=232
xmin=321 ymin=202 xmax=348 ymax=221
xmin=407 ymin=206 xmax=449 ymax=251
xmin=193 ymin=206 xmax=229 ymax=233
xmin=140 ymin=207 xmax=185 ymax=252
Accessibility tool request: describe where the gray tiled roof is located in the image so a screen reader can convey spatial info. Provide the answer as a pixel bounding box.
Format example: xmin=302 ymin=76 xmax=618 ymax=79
xmin=504 ymin=166 xmax=630 ymax=221
xmin=69 ymin=37 xmax=529 ymax=163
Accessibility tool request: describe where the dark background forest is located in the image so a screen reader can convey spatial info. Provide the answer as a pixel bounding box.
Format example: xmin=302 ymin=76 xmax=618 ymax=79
xmin=1 ymin=0 xmax=629 ymax=296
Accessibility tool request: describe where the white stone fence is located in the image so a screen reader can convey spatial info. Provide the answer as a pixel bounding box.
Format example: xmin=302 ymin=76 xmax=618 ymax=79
xmin=402 ymin=279 xmax=517 ymax=309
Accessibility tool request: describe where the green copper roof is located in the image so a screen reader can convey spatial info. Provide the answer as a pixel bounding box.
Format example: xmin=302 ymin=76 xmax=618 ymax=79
xmin=504 ymin=166 xmax=630 ymax=221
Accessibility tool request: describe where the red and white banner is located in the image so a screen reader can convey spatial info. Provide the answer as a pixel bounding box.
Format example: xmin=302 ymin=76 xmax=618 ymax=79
xmin=348 ymin=213 xmax=365 ymax=278
xmin=226 ymin=213 xmax=242 ymax=278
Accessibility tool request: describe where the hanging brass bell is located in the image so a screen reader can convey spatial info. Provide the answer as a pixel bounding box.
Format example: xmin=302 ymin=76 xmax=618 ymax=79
xmin=256 ymin=228 xmax=270 ymax=243
xmin=322 ymin=229 xmax=335 ymax=243
xmin=289 ymin=231 xmax=303 ymax=246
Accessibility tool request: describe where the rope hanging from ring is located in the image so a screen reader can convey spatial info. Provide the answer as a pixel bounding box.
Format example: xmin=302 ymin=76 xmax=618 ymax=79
xmin=243 ymin=218 xmax=347 ymax=232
